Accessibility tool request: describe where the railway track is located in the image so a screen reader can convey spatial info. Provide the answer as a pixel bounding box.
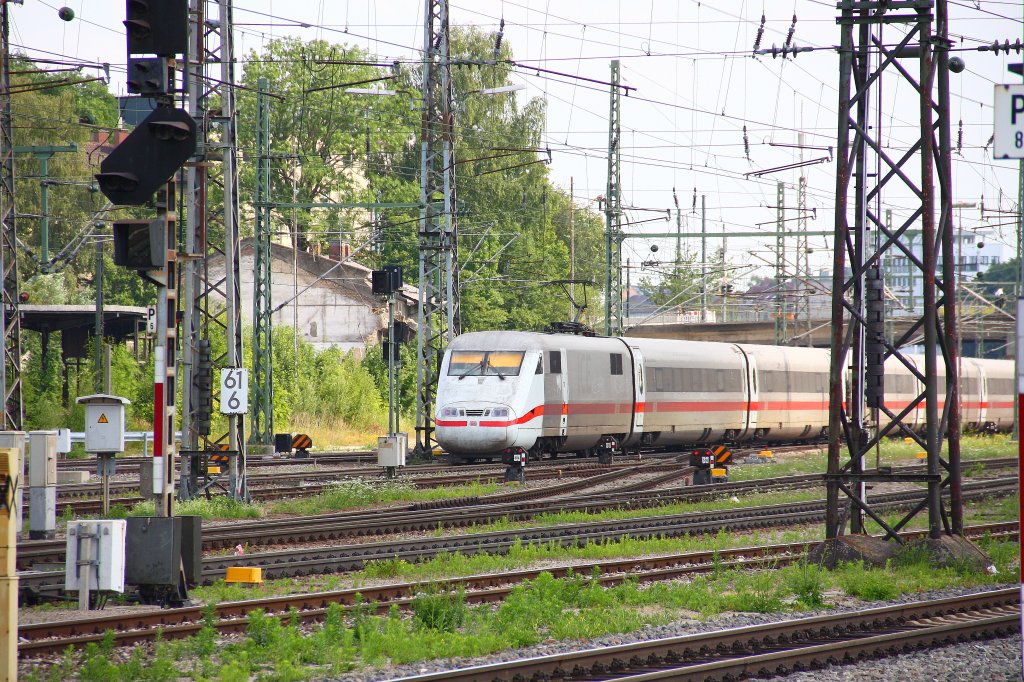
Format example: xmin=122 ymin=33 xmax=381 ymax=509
xmin=19 ymin=463 xmax=1014 ymax=572
xmin=19 ymin=462 xmax=690 ymax=569
xmin=55 ymin=459 xmax=680 ymax=515
xmin=394 ymin=588 xmax=1020 ymax=681
xmin=16 ymin=522 xmax=1017 ymax=657
xmin=17 ymin=475 xmax=1017 ymax=595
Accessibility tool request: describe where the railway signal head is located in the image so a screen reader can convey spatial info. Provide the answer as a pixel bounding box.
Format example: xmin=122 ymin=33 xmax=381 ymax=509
xmin=96 ymin=107 xmax=196 ymax=206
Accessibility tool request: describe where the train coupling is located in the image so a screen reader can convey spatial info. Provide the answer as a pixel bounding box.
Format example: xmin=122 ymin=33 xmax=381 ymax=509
xmin=502 ymin=446 xmax=527 ymax=483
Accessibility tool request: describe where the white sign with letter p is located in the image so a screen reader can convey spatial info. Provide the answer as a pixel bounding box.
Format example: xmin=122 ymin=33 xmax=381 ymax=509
xmin=994 ymin=84 xmax=1024 ymax=159
xmin=219 ymin=368 xmax=249 ymax=415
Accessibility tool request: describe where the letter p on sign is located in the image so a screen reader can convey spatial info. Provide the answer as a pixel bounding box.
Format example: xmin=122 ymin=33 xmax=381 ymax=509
xmin=994 ymin=84 xmax=1024 ymax=159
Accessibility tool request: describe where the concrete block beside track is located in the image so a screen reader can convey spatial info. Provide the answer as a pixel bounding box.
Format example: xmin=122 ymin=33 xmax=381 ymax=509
xmin=56 ymin=471 xmax=89 ymax=485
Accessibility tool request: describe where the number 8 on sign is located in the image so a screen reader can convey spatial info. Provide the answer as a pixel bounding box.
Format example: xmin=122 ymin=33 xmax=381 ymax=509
xmin=220 ymin=368 xmax=249 ymax=415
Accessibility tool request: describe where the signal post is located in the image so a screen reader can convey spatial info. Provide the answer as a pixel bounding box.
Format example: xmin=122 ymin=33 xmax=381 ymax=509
xmin=95 ymin=0 xmax=194 ymax=515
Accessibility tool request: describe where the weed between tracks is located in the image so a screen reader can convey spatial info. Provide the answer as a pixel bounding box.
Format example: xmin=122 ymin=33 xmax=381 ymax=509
xmin=23 ymin=533 xmax=1017 ymax=682
xmin=270 ymin=478 xmax=502 ymax=516
xmin=727 ymin=434 xmax=1013 ymax=482
xmin=101 ymin=479 xmax=504 ymax=521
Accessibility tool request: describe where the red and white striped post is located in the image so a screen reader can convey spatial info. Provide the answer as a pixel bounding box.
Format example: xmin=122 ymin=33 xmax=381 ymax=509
xmin=152 ymin=346 xmax=165 ymax=500
xmin=149 ymin=182 xmax=177 ymax=517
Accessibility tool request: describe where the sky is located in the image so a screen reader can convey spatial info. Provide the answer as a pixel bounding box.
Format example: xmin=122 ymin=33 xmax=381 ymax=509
xmin=10 ymin=0 xmax=1024 ymax=288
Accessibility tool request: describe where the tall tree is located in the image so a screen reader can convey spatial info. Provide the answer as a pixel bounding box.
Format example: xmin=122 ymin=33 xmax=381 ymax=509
xmin=237 ymin=39 xmax=416 ymax=249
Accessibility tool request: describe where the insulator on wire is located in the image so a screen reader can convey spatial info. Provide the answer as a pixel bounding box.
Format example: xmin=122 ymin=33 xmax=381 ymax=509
xmin=752 ymin=13 xmax=765 ymax=54
xmin=985 ymin=38 xmax=1023 ymax=54
xmin=743 ymin=125 xmax=751 ymax=161
xmin=493 ymin=18 xmax=505 ymax=60
xmin=784 ymin=14 xmax=797 ymax=49
xmin=691 ymin=187 xmax=697 ymax=212
xmin=957 ymin=119 xmax=963 ymax=155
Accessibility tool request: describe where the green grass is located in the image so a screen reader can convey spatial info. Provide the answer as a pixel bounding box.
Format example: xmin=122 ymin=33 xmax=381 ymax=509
xmin=127 ymin=496 xmax=265 ymax=520
xmin=462 ymin=489 xmax=824 ymax=535
xmin=29 ymin=536 xmax=1019 ymax=682
xmin=728 ymin=434 xmax=1014 ymax=482
xmin=108 ymin=479 xmax=503 ymax=521
xmin=269 ymin=478 xmax=502 ymax=516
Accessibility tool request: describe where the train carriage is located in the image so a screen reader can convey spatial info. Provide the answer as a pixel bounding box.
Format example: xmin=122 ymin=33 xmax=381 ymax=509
xmin=738 ymin=344 xmax=830 ymax=442
xmin=434 ymin=330 xmax=1014 ymax=462
xmin=630 ymin=338 xmax=750 ymax=447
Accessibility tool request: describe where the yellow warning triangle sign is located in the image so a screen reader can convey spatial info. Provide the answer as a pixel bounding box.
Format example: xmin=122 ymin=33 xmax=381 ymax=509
xmin=97 ymin=413 xmax=108 ymax=424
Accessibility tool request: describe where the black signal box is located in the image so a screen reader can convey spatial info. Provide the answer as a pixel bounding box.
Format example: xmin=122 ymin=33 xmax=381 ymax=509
xmin=113 ymin=219 xmax=165 ymax=270
xmin=126 ymin=0 xmax=189 ymax=56
xmin=96 ymin=106 xmax=196 ymax=206
xmin=371 ymin=265 xmax=403 ymax=295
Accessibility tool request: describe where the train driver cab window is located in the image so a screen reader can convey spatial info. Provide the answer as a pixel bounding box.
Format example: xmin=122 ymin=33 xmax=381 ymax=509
xmin=549 ymin=351 xmax=562 ymax=374
xmin=535 ymin=355 xmax=543 ymax=374
xmin=448 ymin=351 xmax=525 ymax=377
xmin=610 ymin=353 xmax=623 ymax=375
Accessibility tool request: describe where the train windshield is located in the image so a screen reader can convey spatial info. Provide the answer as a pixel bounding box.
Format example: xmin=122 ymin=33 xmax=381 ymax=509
xmin=448 ymin=350 xmax=525 ymax=377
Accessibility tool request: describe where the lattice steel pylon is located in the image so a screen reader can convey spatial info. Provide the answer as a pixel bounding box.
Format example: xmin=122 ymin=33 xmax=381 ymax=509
xmin=181 ymin=0 xmax=247 ymax=496
xmin=826 ymin=0 xmax=962 ymax=542
xmin=0 ymin=2 xmax=21 ymax=430
xmin=249 ymin=78 xmax=273 ymax=447
xmin=603 ymin=60 xmax=623 ymax=337
xmin=774 ymin=182 xmax=787 ymax=345
xmin=413 ymin=0 xmax=460 ymax=457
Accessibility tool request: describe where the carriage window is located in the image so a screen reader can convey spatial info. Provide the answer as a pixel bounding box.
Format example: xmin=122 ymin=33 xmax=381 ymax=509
xmin=536 ymin=356 xmax=543 ymax=374
xmin=610 ymin=353 xmax=623 ymax=375
xmin=549 ymin=351 xmax=562 ymax=374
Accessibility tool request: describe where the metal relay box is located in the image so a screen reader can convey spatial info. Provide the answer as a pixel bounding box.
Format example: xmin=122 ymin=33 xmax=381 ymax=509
xmin=377 ymin=433 xmax=407 ymax=467
xmin=65 ymin=520 xmax=127 ymax=593
xmin=76 ymin=394 xmax=131 ymax=453
xmin=28 ymin=431 xmax=57 ymax=487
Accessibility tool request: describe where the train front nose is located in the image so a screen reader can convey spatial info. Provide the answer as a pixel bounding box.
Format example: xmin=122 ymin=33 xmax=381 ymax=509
xmin=435 ymin=404 xmax=518 ymax=454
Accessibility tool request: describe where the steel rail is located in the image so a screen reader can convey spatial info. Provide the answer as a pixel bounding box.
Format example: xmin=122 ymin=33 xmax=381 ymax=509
xmin=17 ymin=523 xmax=1017 ymax=657
xmin=16 ymin=471 xmax=1016 ymax=574
xmin=391 ymin=589 xmax=1021 ymax=681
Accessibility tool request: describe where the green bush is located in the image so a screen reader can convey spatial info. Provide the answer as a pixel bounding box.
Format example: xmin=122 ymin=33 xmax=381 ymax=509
xmin=412 ymin=586 xmax=467 ymax=631
xmin=837 ymin=562 xmax=898 ymax=600
xmin=783 ymin=561 xmax=827 ymax=608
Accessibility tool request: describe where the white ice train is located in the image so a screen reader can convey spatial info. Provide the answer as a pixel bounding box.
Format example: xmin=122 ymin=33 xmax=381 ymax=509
xmin=434 ymin=331 xmax=1014 ymax=463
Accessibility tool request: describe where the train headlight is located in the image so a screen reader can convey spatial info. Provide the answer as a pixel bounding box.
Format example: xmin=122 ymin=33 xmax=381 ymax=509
xmin=492 ymin=408 xmax=509 ymax=418
xmin=441 ymin=407 xmax=459 ymax=417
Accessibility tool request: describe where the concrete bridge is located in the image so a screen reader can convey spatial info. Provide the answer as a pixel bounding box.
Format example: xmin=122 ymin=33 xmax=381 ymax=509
xmin=625 ymin=315 xmax=1013 ymax=358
